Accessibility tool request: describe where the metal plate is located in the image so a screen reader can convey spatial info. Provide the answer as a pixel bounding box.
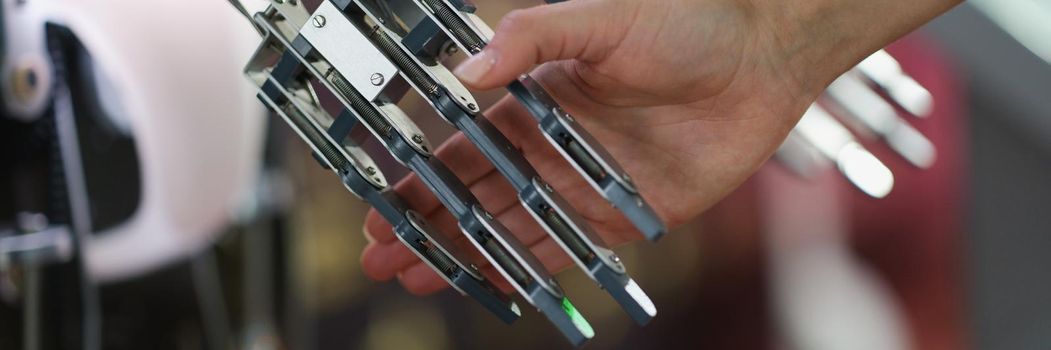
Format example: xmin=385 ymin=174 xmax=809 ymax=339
xmin=299 ymin=1 xmax=400 ymax=101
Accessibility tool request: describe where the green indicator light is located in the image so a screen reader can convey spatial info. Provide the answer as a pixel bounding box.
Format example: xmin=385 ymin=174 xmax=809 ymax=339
xmin=560 ymin=297 xmax=595 ymax=339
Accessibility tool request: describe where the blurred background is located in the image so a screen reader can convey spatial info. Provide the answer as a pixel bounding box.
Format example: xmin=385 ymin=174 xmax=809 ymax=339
xmin=0 ymin=0 xmax=1048 ymax=349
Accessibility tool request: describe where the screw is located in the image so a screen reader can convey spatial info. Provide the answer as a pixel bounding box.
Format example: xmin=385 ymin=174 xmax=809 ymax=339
xmin=553 ymin=107 xmax=574 ymax=122
xmin=467 ymin=103 xmax=477 ymax=111
xmin=445 ymin=45 xmax=459 ymax=55
xmin=483 ymin=211 xmax=493 ymax=220
xmin=541 ymin=182 xmax=553 ymax=193
xmin=411 ymin=134 xmax=424 ymax=144
xmin=312 ymin=15 xmax=326 ymax=28
xmin=636 ymin=198 xmax=644 ymax=207
xmin=469 ymin=264 xmax=479 ymax=271
xmin=370 ymin=73 xmax=385 ymax=86
xmin=365 ymin=166 xmax=376 ymax=175
xmin=519 ymin=74 xmax=529 ymax=80
xmin=611 ymin=255 xmax=622 ymax=264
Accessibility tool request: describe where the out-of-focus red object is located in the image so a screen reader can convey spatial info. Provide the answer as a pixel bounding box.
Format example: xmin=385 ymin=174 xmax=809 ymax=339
xmin=691 ymin=33 xmax=968 ymax=349
xmin=849 ymin=33 xmax=969 ymax=350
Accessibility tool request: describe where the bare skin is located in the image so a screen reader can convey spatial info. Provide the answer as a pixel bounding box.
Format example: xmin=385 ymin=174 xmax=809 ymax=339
xmin=359 ymin=0 xmax=963 ymax=295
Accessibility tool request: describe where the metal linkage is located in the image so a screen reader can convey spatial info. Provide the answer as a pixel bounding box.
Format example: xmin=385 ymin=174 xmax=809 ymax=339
xmin=244 ymin=14 xmax=520 ymax=324
xmin=401 ymin=0 xmax=668 ymax=241
xmin=247 ymin=3 xmax=593 ymax=345
xmin=335 ymin=0 xmax=656 ymax=325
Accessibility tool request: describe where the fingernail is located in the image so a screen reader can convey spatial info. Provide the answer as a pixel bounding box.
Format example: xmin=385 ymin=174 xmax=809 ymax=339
xmin=454 ymin=49 xmax=498 ymax=84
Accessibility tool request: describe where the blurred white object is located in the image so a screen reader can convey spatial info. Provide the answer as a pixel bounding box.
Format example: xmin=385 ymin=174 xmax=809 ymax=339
xmin=762 ymin=168 xmax=911 ymax=350
xmin=1 ymin=0 xmax=266 ymax=283
xmin=783 ymin=105 xmax=894 ymax=198
xmin=824 ymin=72 xmax=936 ymax=168
xmin=857 ymin=50 xmax=934 ymax=118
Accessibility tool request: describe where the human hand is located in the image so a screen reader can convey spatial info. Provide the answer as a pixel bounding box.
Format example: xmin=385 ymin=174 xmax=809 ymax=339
xmin=360 ymin=0 xmax=961 ymax=295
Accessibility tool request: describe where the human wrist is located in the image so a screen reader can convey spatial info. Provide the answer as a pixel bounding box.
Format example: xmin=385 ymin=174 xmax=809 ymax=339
xmin=752 ymin=0 xmax=962 ymax=101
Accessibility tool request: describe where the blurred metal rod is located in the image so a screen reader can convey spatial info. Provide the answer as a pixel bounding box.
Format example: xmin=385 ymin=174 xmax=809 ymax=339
xmin=824 ymin=72 xmax=937 ymax=168
xmin=856 ymin=50 xmax=934 ymax=118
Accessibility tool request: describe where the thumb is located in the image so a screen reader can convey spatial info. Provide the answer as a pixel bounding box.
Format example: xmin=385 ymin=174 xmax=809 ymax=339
xmin=452 ymin=0 xmax=629 ymax=89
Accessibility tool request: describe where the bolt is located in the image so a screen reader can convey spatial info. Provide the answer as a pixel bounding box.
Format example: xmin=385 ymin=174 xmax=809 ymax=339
xmin=365 ymin=166 xmax=376 ymax=175
xmin=370 ymin=73 xmax=385 ymax=86
xmin=519 ymin=74 xmax=529 ymax=80
xmin=541 ymin=182 xmax=553 ymax=193
xmin=312 ymin=15 xmax=326 ymax=28
xmin=467 ymin=103 xmax=477 ymax=111
xmin=12 ymin=67 xmax=40 ymax=103
xmin=16 ymin=212 xmax=48 ymax=233
xmin=411 ymin=134 xmax=424 ymax=144
xmin=469 ymin=264 xmax=479 ymax=271
xmin=636 ymin=198 xmax=644 ymax=207
xmin=483 ymin=211 xmax=494 ymax=220
xmin=552 ymin=107 xmax=574 ymax=122
xmin=611 ymin=255 xmax=622 ymax=264
xmin=445 ymin=45 xmax=459 ymax=55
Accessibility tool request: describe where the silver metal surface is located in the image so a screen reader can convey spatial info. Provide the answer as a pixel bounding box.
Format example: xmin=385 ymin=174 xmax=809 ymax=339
xmin=398 ymin=213 xmax=469 ymax=295
xmin=438 ymin=0 xmax=495 ymax=42
xmin=375 ymin=102 xmax=434 ymax=155
xmin=283 ymin=81 xmax=391 ymax=189
xmin=344 ymin=144 xmax=388 ymax=188
xmin=468 ymin=206 xmax=563 ymax=300
xmin=405 ymin=210 xmax=484 ymax=281
xmin=528 ymin=178 xmax=625 ymax=274
xmin=299 ymin=2 xmax=400 ymax=101
xmin=351 ymin=0 xmax=481 ymax=114
xmin=269 ymin=0 xmax=311 ymax=29
xmin=549 ymin=107 xmax=638 ymax=194
xmin=256 ymin=10 xmax=431 ymax=157
xmin=0 ymin=226 xmax=74 ymax=267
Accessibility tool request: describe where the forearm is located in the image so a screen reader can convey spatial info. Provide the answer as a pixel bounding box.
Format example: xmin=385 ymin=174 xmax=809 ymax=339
xmin=758 ymin=0 xmax=962 ymax=97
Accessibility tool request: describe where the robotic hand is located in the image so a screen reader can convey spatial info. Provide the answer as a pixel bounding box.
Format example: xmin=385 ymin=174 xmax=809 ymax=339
xmin=231 ymin=0 xmax=937 ymax=346
xmin=236 ymin=0 xmax=662 ymax=345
